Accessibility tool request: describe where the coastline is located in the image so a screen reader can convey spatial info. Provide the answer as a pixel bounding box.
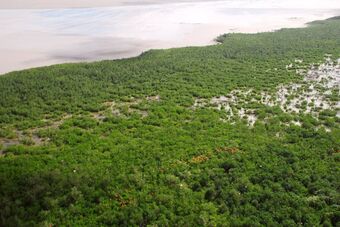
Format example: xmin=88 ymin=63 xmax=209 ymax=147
xmin=0 ymin=3 xmax=339 ymax=75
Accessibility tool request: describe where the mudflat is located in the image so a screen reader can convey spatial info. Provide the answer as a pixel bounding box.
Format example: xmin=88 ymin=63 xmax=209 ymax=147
xmin=0 ymin=0 xmax=339 ymax=74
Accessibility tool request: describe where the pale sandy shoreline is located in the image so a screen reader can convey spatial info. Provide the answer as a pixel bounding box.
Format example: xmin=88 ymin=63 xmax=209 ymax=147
xmin=1 ymin=0 xmax=340 ymax=75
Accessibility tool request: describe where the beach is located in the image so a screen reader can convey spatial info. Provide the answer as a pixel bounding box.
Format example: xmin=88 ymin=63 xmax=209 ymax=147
xmin=0 ymin=0 xmax=339 ymax=74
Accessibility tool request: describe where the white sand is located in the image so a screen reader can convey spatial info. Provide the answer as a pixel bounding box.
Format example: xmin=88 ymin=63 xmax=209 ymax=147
xmin=0 ymin=0 xmax=339 ymax=74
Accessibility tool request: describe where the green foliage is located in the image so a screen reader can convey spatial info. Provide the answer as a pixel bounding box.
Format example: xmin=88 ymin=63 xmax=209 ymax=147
xmin=0 ymin=17 xmax=339 ymax=226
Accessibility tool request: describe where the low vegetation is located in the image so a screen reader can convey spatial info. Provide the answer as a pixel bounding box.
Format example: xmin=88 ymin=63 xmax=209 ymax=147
xmin=0 ymin=17 xmax=339 ymax=226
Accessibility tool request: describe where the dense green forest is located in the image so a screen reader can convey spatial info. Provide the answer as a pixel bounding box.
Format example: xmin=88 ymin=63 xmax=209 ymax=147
xmin=0 ymin=17 xmax=339 ymax=226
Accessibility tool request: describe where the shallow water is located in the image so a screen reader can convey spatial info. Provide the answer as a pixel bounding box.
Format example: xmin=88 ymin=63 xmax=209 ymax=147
xmin=0 ymin=0 xmax=339 ymax=74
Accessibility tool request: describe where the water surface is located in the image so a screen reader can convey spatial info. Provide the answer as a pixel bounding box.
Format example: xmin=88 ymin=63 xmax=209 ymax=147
xmin=0 ymin=0 xmax=339 ymax=74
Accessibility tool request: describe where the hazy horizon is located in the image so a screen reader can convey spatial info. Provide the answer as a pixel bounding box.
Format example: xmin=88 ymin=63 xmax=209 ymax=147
xmin=1 ymin=0 xmax=340 ymax=9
